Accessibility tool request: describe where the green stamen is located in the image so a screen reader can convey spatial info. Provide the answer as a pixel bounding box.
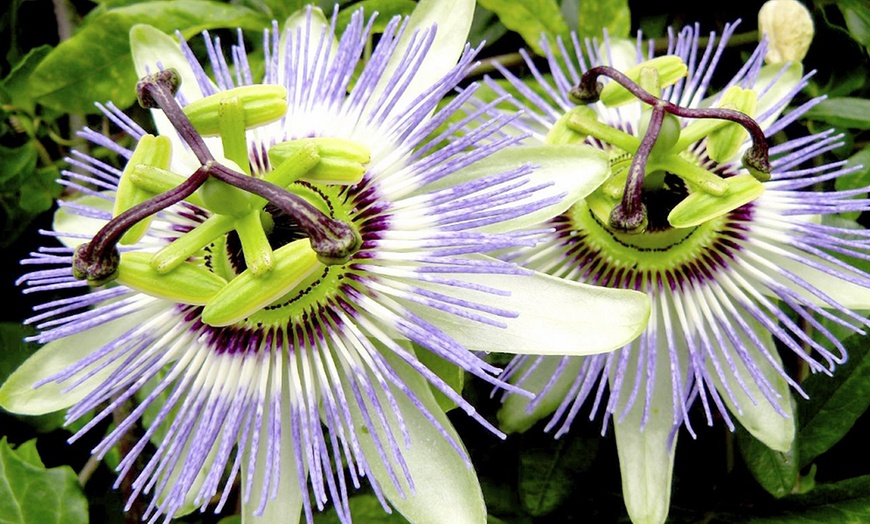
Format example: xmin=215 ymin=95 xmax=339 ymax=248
xmin=116 ymin=251 xmax=227 ymax=305
xmin=113 ymin=134 xmax=173 ymax=244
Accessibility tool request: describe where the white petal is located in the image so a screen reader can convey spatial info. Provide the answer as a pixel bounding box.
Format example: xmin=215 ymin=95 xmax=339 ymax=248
xmin=612 ymin=348 xmax=677 ymax=524
xmin=497 ymin=356 xmax=584 ymax=433
xmin=409 ymin=268 xmax=650 ymax=356
xmin=371 ymin=0 xmax=475 ymax=115
xmin=0 ymin=300 xmax=167 ymax=415
xmin=130 ymin=24 xmax=210 ymax=103
xmin=347 ymin=346 xmax=486 ymax=524
xmin=710 ymin=317 xmax=795 ymax=452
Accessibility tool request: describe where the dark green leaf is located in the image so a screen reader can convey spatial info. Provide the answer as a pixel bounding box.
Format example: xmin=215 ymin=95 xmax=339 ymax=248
xmin=518 ymin=435 xmax=598 ymax=516
xmin=335 ymin=1 xmax=417 ymax=34
xmin=0 ymin=437 xmax=88 ymax=524
xmin=737 ymin=426 xmax=798 ymax=499
xmin=804 ymin=97 xmax=870 ymax=130
xmin=798 ymin=330 xmax=870 ymax=468
xmin=313 ymin=494 xmax=409 ymax=524
xmin=834 ymin=145 xmax=870 ymax=193
xmin=475 ymin=0 xmax=570 ymax=55
xmin=0 ymin=142 xmax=36 ymax=185
xmin=840 ymin=0 xmax=870 ymax=49
xmin=29 ymin=1 xmax=270 ymax=114
xmin=577 ymin=0 xmax=631 ymax=41
xmin=0 ymin=45 xmax=52 ymax=111
xmin=743 ymin=475 xmax=870 ymax=523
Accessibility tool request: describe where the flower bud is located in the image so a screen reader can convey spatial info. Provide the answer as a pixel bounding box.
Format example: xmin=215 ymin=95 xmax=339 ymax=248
xmin=758 ymin=0 xmax=814 ymax=64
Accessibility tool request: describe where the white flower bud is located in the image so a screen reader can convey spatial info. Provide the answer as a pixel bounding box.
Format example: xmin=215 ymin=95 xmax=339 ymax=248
xmin=758 ymin=0 xmax=814 ymax=64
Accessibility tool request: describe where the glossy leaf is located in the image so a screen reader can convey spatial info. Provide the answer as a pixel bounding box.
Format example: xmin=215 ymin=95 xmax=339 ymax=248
xmin=577 ymin=0 xmax=630 ymax=41
xmin=804 ymin=97 xmax=870 ymax=130
xmin=743 ymin=475 xmax=870 ymax=524
xmin=475 ymin=0 xmax=569 ymax=55
xmin=518 ymin=435 xmax=597 ymax=516
xmin=0 ymin=438 xmax=88 ymax=524
xmin=798 ymin=331 xmax=870 ymax=468
xmin=29 ymin=1 xmax=269 ymax=113
xmin=737 ymin=425 xmax=798 ymax=499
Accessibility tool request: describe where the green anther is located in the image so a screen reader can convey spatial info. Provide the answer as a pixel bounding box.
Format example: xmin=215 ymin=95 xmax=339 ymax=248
xmin=667 ymin=173 xmax=765 ymax=228
xmin=150 ymin=214 xmax=236 ymax=274
xmin=269 ymin=138 xmax=371 ymax=185
xmin=218 ymin=96 xmax=252 ymax=175
xmin=116 ymin=251 xmax=227 ymax=305
xmin=586 ymin=186 xmax=622 ymax=226
xmin=706 ymin=86 xmax=758 ymax=163
xmin=113 ymin=134 xmax=173 ymax=245
xmin=545 ymin=107 xmax=596 ymax=146
xmin=638 ymin=66 xmax=662 ymax=99
xmin=201 ymin=239 xmax=323 ymax=327
xmin=673 ymin=118 xmax=732 ymax=152
xmin=650 ymin=156 xmax=729 ymax=196
xmin=183 ymin=84 xmax=288 ymax=136
xmin=303 ymin=157 xmax=367 ymax=184
xmin=600 ymin=56 xmax=688 ymax=107
xmin=234 ymin=210 xmax=273 ymax=277
xmin=566 ymin=110 xmax=639 ymax=153
xmin=263 ymin=142 xmax=321 ymax=191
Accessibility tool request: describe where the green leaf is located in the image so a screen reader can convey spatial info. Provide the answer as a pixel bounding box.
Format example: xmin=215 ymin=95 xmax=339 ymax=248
xmin=0 ymin=45 xmax=52 ymax=111
xmin=313 ymin=494 xmax=410 ymax=524
xmin=804 ymin=97 xmax=870 ymax=130
xmin=737 ymin=425 xmax=798 ymax=499
xmin=743 ymin=475 xmax=870 ymax=523
xmin=798 ymin=331 xmax=870 ymax=468
xmin=475 ymin=0 xmax=570 ymax=55
xmin=0 ymin=438 xmax=89 ymax=524
xmin=840 ymin=0 xmax=870 ymax=49
xmin=577 ymin=0 xmax=631 ymax=41
xmin=29 ymin=0 xmax=269 ymax=114
xmin=518 ymin=435 xmax=598 ymax=516
xmin=834 ymin=145 xmax=870 ymax=194
xmin=335 ymin=0 xmax=417 ymax=34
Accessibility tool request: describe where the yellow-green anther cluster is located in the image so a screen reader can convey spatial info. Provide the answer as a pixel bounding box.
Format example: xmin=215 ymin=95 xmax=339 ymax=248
xmin=667 ymin=173 xmax=765 ymax=228
xmin=113 ymin=134 xmax=173 ymax=244
xmin=706 ymin=86 xmax=758 ymax=163
xmin=183 ymin=84 xmax=288 ymax=136
xmin=269 ymin=137 xmax=371 ymax=185
xmin=599 ymin=56 xmax=688 ymax=107
xmin=115 ymin=251 xmax=227 ymax=305
xmin=201 ymin=239 xmax=322 ymax=327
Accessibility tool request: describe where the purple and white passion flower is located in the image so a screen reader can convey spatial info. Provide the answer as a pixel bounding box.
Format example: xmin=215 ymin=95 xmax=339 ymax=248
xmin=488 ymin=20 xmax=870 ymax=524
xmin=0 ymin=3 xmax=649 ymax=524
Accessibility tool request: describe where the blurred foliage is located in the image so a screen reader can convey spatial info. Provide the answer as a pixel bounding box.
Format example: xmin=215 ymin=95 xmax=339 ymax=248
xmin=0 ymin=0 xmax=868 ymax=523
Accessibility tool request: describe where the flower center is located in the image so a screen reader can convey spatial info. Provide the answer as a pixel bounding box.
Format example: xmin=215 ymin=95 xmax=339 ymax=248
xmin=71 ymin=70 xmax=372 ymax=328
xmin=561 ymin=60 xmax=770 ymax=237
